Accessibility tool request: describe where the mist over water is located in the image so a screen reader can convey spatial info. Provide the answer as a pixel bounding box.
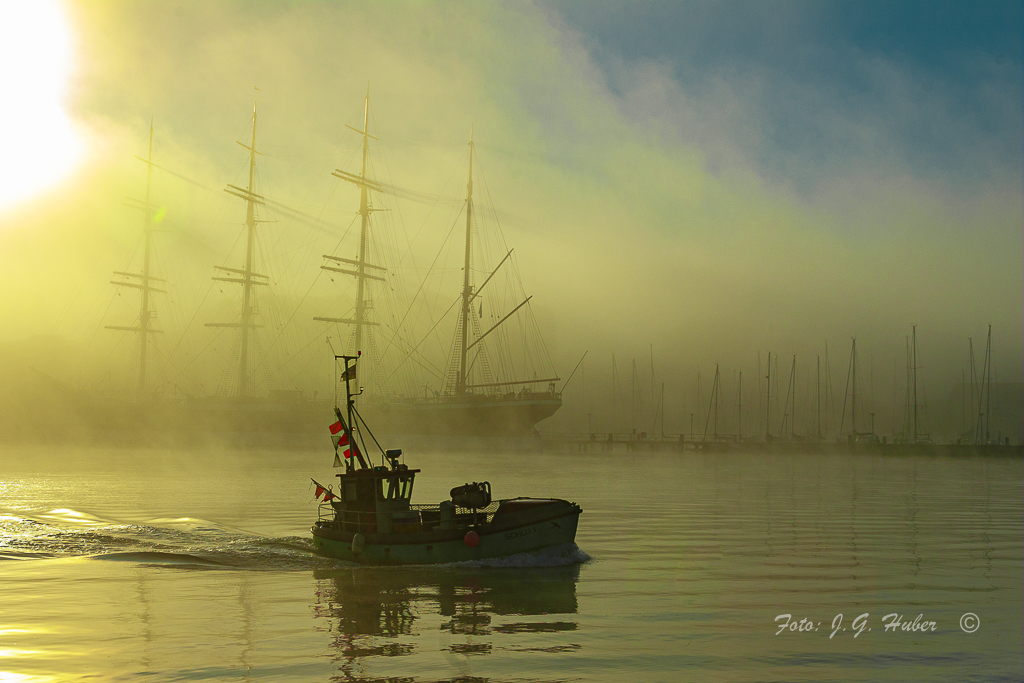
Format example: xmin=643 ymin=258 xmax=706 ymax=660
xmin=0 ymin=1 xmax=1020 ymax=447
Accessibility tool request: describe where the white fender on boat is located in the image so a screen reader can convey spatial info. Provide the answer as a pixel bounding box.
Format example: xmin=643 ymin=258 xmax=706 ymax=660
xmin=351 ymin=533 xmax=365 ymax=555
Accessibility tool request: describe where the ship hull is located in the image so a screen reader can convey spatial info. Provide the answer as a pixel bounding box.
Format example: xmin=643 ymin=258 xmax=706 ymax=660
xmin=364 ymin=395 xmax=562 ymax=437
xmin=311 ymin=500 xmax=580 ymax=565
xmin=70 ymin=392 xmax=561 ymax=444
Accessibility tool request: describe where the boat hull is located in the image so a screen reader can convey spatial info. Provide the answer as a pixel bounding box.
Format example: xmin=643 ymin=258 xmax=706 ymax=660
xmin=69 ymin=394 xmax=560 ymax=444
xmin=365 ymin=395 xmax=562 ymax=437
xmin=311 ymin=501 xmax=581 ymax=565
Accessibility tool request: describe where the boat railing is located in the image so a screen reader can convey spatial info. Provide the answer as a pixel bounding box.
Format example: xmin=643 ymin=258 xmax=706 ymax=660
xmin=317 ymin=501 xmax=502 ymax=533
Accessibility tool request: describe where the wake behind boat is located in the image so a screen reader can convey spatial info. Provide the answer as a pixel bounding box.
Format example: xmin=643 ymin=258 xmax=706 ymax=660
xmin=310 ymin=354 xmax=582 ymax=565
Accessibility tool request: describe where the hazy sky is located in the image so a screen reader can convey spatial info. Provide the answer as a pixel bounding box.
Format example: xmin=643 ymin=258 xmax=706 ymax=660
xmin=0 ymin=1 xmax=1019 ymax=437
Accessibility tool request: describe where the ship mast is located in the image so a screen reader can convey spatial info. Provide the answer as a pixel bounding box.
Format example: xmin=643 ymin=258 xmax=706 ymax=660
xmin=208 ymin=97 xmax=268 ymax=399
xmin=765 ymin=351 xmax=771 ymax=440
xmin=139 ymin=121 xmax=154 ymax=394
xmin=444 ymin=129 xmax=557 ymax=397
xmin=456 ymin=128 xmax=475 ymax=395
xmin=107 ymin=116 xmax=165 ymax=396
xmin=317 ymin=86 xmax=385 ymax=366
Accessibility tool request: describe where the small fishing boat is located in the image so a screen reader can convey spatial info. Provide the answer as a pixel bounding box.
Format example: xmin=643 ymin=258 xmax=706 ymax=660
xmin=310 ymin=354 xmax=582 ymax=564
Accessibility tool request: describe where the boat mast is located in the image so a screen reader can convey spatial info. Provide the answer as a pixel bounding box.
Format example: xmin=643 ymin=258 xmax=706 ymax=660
xmin=107 ymin=117 xmax=165 ymax=397
xmin=713 ymin=363 xmax=719 ymax=439
xmin=456 ymin=128 xmax=475 ymax=395
xmin=737 ymin=371 xmax=742 ymax=439
xmin=851 ymin=338 xmax=858 ymax=436
xmin=816 ymin=354 xmax=821 ymax=441
xmin=983 ymin=324 xmax=992 ymax=443
xmin=790 ymin=355 xmax=796 ymax=437
xmin=317 ymin=87 xmax=386 ymax=368
xmin=208 ymin=97 xmax=268 ymax=399
xmin=911 ymin=325 xmax=918 ymax=442
xmin=239 ymin=104 xmax=258 ymax=399
xmin=765 ymin=351 xmax=771 ymax=440
xmin=138 ymin=119 xmax=155 ymax=394
xmin=969 ymin=337 xmax=976 ymax=441
xmin=354 ymin=90 xmax=372 ymax=357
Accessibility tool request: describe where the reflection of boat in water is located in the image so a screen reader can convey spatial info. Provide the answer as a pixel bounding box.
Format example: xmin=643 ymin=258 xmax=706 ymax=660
xmin=310 ymin=355 xmax=582 ymax=564
xmin=312 ymin=564 xmax=580 ymax=671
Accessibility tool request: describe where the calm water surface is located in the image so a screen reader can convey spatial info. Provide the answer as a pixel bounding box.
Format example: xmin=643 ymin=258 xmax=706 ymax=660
xmin=0 ymin=446 xmax=1020 ymax=682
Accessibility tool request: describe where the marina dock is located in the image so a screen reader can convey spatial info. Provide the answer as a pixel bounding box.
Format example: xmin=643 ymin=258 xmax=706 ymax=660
xmin=541 ymin=432 xmax=1023 ymax=456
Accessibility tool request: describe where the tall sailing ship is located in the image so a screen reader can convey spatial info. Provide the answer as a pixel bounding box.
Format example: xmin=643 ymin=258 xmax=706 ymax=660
xmin=95 ymin=92 xmax=561 ymax=442
xmin=316 ymin=93 xmax=562 ymax=438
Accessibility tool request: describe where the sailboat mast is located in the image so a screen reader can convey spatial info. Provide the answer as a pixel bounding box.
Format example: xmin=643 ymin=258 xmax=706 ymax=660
xmin=911 ymin=325 xmax=918 ymax=442
xmin=317 ymin=87 xmax=387 ymax=374
xmin=208 ymin=99 xmax=266 ymax=397
xmin=138 ymin=118 xmax=155 ymax=395
xmin=851 ymin=338 xmax=857 ymax=435
xmin=791 ymin=355 xmax=796 ymax=437
xmin=354 ymin=90 xmax=371 ymax=358
xmin=765 ymin=351 xmax=771 ymax=440
xmin=237 ymin=101 xmax=259 ymax=399
xmin=457 ymin=129 xmax=475 ymax=395
xmin=738 ymin=371 xmax=742 ymax=439
xmin=984 ymin=324 xmax=992 ymax=443
xmin=713 ymin=364 xmax=719 ymax=438
xmin=109 ymin=119 xmax=164 ymax=395
xmin=969 ymin=337 xmax=976 ymax=441
xmin=816 ymin=354 xmax=821 ymax=440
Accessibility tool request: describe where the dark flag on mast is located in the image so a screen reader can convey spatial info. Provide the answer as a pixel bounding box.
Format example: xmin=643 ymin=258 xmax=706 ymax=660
xmin=340 ymin=364 xmax=356 ymax=381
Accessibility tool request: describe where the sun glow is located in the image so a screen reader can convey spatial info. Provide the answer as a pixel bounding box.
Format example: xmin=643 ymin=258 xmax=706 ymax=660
xmin=0 ymin=0 xmax=83 ymax=212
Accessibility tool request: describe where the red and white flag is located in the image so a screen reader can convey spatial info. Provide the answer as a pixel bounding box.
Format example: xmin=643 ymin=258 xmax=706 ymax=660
xmin=329 ymin=420 xmax=350 ymax=449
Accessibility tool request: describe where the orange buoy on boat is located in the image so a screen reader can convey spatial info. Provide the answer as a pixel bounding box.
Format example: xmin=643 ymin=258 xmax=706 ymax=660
xmin=464 ymin=530 xmax=480 ymax=547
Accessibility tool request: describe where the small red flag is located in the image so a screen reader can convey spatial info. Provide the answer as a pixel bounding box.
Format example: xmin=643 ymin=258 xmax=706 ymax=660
xmin=343 ymin=445 xmax=359 ymax=460
xmin=329 ymin=421 xmax=343 ymax=435
xmin=314 ymin=484 xmax=325 ymax=499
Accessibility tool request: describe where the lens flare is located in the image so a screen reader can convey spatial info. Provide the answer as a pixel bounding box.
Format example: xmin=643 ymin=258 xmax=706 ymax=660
xmin=0 ymin=0 xmax=83 ymax=212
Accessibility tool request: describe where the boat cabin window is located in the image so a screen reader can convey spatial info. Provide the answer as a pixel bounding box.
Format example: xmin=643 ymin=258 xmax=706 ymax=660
xmin=381 ymin=475 xmax=414 ymax=502
xmin=341 ymin=477 xmax=381 ymax=509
